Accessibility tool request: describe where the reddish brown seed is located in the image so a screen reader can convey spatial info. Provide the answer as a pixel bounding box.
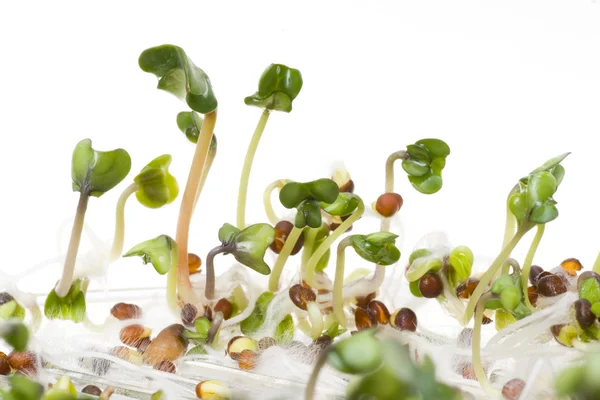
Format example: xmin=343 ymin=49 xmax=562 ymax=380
xmin=258 ymin=337 xmax=277 ymax=352
xmin=577 ymin=271 xmax=600 ymax=291
xmin=375 ymin=193 xmax=404 ymax=217
xmin=270 ymin=221 xmax=304 ymax=255
xmin=289 ymin=284 xmax=316 ymax=311
xmin=419 ymin=273 xmax=443 ymax=298
xmin=367 ymin=300 xmax=390 ymax=324
xmin=181 ymin=303 xmax=198 ymax=327
xmin=214 ymin=299 xmax=233 ymax=320
xmin=355 ymin=307 xmax=377 ymax=330
xmin=391 ymin=308 xmax=417 ymax=332
xmin=502 ymin=378 xmax=525 ymax=400
xmin=456 ymin=278 xmax=479 ymax=299
xmin=575 ymin=299 xmax=595 ymax=329
xmin=110 ymin=303 xmax=142 ymax=320
xmin=0 ymin=356 xmax=10 ymax=375
xmin=355 ymin=292 xmax=377 ymax=309
xmin=527 ymin=286 xmax=539 ymax=306
xmin=529 ymin=265 xmax=545 ymax=285
xmin=188 ymin=253 xmax=202 ymax=275
xmin=537 ymin=274 xmax=567 ymax=297
xmin=143 ymin=324 xmax=189 ymax=365
xmin=339 ymin=179 xmax=355 ymax=193
xmin=238 ymin=350 xmax=258 ymax=370
xmin=154 ymin=360 xmax=176 ymax=373
xmin=7 ymin=351 xmax=37 ymax=373
xmin=560 ymin=258 xmax=583 ymax=277
xmin=119 ymin=325 xmax=151 ymax=348
xmin=82 ymin=385 xmax=102 ymax=396
xmin=136 ymin=338 xmax=152 ymax=354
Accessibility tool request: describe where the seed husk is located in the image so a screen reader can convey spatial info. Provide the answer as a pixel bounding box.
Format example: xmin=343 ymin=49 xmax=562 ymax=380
xmin=0 ymin=292 xmax=14 ymax=305
xmin=214 ymin=298 xmax=233 ymax=320
xmin=355 ymin=292 xmax=377 ymax=308
xmin=574 ymin=298 xmax=595 ymax=329
xmin=119 ymin=325 xmax=151 ymax=347
xmin=289 ymin=284 xmax=316 ymax=311
xmin=354 ymin=307 xmax=377 ymax=330
xmin=270 ymin=220 xmax=304 ymax=255
xmin=136 ymin=338 xmax=152 ymax=354
xmin=375 ymin=192 xmax=403 ymax=217
xmin=527 ymin=286 xmax=539 ymax=306
xmin=366 ymin=300 xmax=390 ymax=324
xmin=181 ymin=303 xmax=199 ymax=327
xmin=188 ymin=253 xmax=202 ymax=274
xmin=390 ymin=308 xmax=417 ymax=332
xmin=258 ymin=337 xmax=277 ymax=352
xmin=502 ymin=378 xmax=525 ymax=400
xmin=560 ymin=258 xmax=582 ymax=277
xmin=110 ymin=302 xmax=142 ymax=320
xmin=82 ymin=385 xmax=102 ymax=396
xmin=0 ymin=356 xmax=10 ymax=375
xmin=227 ymin=336 xmax=258 ymax=360
xmin=550 ymin=324 xmax=578 ymax=347
xmin=537 ymin=274 xmax=567 ymax=297
xmin=7 ymin=351 xmax=37 ymax=375
xmin=456 ymin=278 xmax=479 ymax=299
xmin=238 ymin=349 xmax=258 ymax=370
xmin=529 ymin=265 xmax=545 ymax=285
xmin=143 ymin=324 xmax=189 ymax=365
xmin=419 ymin=273 xmax=443 ymax=298
xmin=154 ymin=360 xmax=176 ymax=373
xmin=577 ymin=271 xmax=600 ymax=291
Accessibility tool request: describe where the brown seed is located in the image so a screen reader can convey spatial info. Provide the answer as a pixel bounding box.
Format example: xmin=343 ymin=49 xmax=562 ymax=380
xmin=136 ymin=338 xmax=152 ymax=354
xmin=391 ymin=308 xmax=417 ymax=332
xmin=482 ymin=315 xmax=493 ymax=325
xmin=270 ymin=221 xmax=304 ymax=255
xmin=258 ymin=337 xmax=277 ymax=352
xmin=82 ymin=385 xmax=102 ymax=396
xmin=354 ymin=307 xmax=377 ymax=330
xmin=355 ymin=292 xmax=377 ymax=309
xmin=238 ymin=350 xmax=258 ymax=370
xmin=7 ymin=351 xmax=37 ymax=373
xmin=502 ymin=378 xmax=525 ymax=400
xmin=143 ymin=324 xmax=189 ymax=365
xmin=289 ymin=284 xmax=316 ymax=311
xmin=560 ymin=258 xmax=582 ymax=277
xmin=110 ymin=302 xmax=142 ymax=320
xmin=227 ymin=336 xmax=258 ymax=360
xmin=550 ymin=324 xmax=564 ymax=338
xmin=419 ymin=273 xmax=443 ymax=298
xmin=456 ymin=278 xmax=479 ymax=299
xmin=329 ymin=214 xmax=354 ymax=233
xmin=366 ymin=300 xmax=390 ymax=324
xmin=0 ymin=292 xmax=14 ymax=305
xmin=527 ymin=286 xmax=539 ymax=306
xmin=537 ymin=274 xmax=567 ymax=297
xmin=188 ymin=253 xmax=202 ymax=275
xmin=154 ymin=360 xmax=176 ymax=373
xmin=375 ymin=193 xmax=403 ymax=218
xmin=577 ymin=271 xmax=600 ymax=291
xmin=0 ymin=357 xmax=10 ymax=375
xmin=339 ymin=179 xmax=355 ymax=193
xmin=456 ymin=362 xmax=476 ymax=380
xmin=181 ymin=303 xmax=198 ymax=327
xmin=119 ymin=325 xmax=151 ymax=347
xmin=529 ymin=265 xmax=545 ymax=285
xmin=534 ymin=271 xmax=553 ymax=285
xmin=214 ymin=299 xmax=233 ymax=320
xmin=575 ymin=299 xmax=596 ymax=329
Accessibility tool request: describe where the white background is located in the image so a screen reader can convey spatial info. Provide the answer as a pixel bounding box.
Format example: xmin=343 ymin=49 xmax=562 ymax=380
xmin=1 ymin=0 xmax=599 ymax=295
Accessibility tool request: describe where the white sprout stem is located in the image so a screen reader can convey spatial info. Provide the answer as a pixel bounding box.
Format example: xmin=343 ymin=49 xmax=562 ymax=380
xmin=384 ymin=150 xmax=408 ymax=193
xmin=237 ymin=108 xmax=270 ymax=229
xmin=521 ymin=224 xmax=545 ymax=309
xmin=109 ymin=182 xmax=139 ymax=263
xmin=333 ymin=237 xmax=353 ymax=328
xmin=306 ymin=301 xmax=324 ymax=340
xmin=304 ymin=200 xmax=365 ymax=289
xmin=472 ymin=294 xmax=500 ymax=397
xmin=342 ymin=265 xmax=386 ymax=300
xmin=305 ymin=347 xmax=330 ymax=400
xmin=55 ymin=193 xmax=90 ymax=298
xmin=166 ymin=252 xmax=179 ymax=316
xmin=192 ymin=144 xmax=217 ymax=212
xmin=268 ymin=227 xmax=303 ymax=292
xmin=263 ymin=179 xmax=288 ymax=225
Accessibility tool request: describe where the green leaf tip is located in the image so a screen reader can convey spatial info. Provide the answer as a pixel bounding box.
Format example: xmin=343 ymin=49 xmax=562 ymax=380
xmin=44 ymin=279 xmax=86 ymax=323
xmin=134 ymin=154 xmax=179 ymax=208
xmin=123 ymin=234 xmax=177 ymax=275
xmin=245 ymin=64 xmax=303 ymax=112
xmin=71 ymin=139 xmax=132 ymax=197
xmin=139 ymin=44 xmax=218 ymax=114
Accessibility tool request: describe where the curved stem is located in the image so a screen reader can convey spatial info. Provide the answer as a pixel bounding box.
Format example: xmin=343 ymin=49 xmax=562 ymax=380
xmin=472 ymin=293 xmax=500 ymax=397
xmin=301 ymin=227 xmax=318 ymax=270
xmin=521 ymin=224 xmax=545 ymax=309
xmin=109 ymin=182 xmax=139 ymax=263
xmin=166 ymin=252 xmax=179 ymax=316
xmin=384 ymin=151 xmax=409 ymax=193
xmin=237 ymin=109 xmax=270 ymax=229
xmin=55 ymin=193 xmax=89 ymax=298
xmin=307 ymin=301 xmax=324 ymax=340
xmin=461 ymin=225 xmax=531 ymax=325
xmin=176 ymin=110 xmax=217 ymax=305
xmin=263 ymin=179 xmax=288 ymax=225
xmin=593 ymin=252 xmax=600 ymax=275
xmin=192 ymin=144 xmax=217 ymax=212
xmin=304 ymin=200 xmax=365 ymax=289
xmin=204 ymin=245 xmax=232 ymax=300
xmin=305 ymin=347 xmax=330 ymax=400
xmin=268 ymin=227 xmax=303 ymax=292
xmin=333 ymin=237 xmax=353 ymax=328
xmin=500 ymin=207 xmax=517 ymax=276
